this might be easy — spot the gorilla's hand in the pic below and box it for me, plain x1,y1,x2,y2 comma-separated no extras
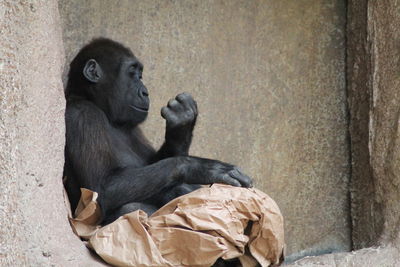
161,92,198,131
159,93,198,156
206,162,253,188
180,157,253,188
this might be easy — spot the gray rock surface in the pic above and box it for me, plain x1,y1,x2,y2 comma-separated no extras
59,0,351,257
0,1,104,265
347,0,400,249
346,0,382,249
286,246,400,267
287,0,400,265
2,0,400,265
364,0,400,247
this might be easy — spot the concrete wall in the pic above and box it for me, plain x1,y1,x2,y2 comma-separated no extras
59,0,351,258
288,0,400,265
0,1,103,265
348,0,400,249
4,0,400,266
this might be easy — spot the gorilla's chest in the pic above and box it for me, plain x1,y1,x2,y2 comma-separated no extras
110,127,152,168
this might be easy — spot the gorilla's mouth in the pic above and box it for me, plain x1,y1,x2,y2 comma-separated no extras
130,105,149,113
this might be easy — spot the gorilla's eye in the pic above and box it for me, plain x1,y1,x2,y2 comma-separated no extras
128,66,136,73
128,63,143,79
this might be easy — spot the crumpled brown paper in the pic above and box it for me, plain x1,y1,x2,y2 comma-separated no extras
69,184,285,267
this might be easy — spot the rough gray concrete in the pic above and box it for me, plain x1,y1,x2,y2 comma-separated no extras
365,0,400,246
0,1,104,266
9,0,400,266
347,0,400,249
286,245,400,267
346,0,383,249
59,0,351,257
285,0,400,265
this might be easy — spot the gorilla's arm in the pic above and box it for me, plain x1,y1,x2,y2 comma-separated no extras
100,156,251,217
65,101,251,222
150,93,197,162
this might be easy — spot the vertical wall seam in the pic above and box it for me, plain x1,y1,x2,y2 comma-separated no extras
344,0,354,251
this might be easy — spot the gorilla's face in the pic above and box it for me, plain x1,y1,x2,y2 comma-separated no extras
95,56,150,126
109,57,150,125
81,53,150,126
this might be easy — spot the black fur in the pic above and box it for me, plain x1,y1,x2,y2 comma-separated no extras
64,38,252,225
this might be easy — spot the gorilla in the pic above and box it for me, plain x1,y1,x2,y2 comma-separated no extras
64,38,252,225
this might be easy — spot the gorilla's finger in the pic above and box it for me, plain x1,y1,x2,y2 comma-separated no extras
192,99,198,115
161,106,169,119
187,99,198,115
161,106,177,121
219,174,242,187
176,92,192,102
228,168,253,188
176,92,196,112
167,99,182,111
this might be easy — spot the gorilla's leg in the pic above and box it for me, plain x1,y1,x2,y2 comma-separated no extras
157,183,202,206
103,184,201,225
103,202,158,225
212,258,242,267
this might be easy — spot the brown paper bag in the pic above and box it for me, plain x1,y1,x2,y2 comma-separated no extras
70,184,285,267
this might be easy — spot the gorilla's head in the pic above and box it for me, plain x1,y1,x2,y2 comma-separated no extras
66,38,149,125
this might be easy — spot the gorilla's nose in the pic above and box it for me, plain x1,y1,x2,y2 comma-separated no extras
139,87,149,98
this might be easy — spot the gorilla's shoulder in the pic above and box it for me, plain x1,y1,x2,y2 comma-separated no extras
66,99,110,128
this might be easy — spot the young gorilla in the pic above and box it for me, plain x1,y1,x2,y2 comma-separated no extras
64,38,252,225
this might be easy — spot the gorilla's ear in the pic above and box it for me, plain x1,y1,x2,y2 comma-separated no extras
83,59,103,83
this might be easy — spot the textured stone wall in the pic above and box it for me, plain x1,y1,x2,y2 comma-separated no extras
287,245,400,266
0,1,103,265
9,0,400,265
346,0,380,249
0,0,400,266
348,0,400,249
59,0,350,258
287,0,400,265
